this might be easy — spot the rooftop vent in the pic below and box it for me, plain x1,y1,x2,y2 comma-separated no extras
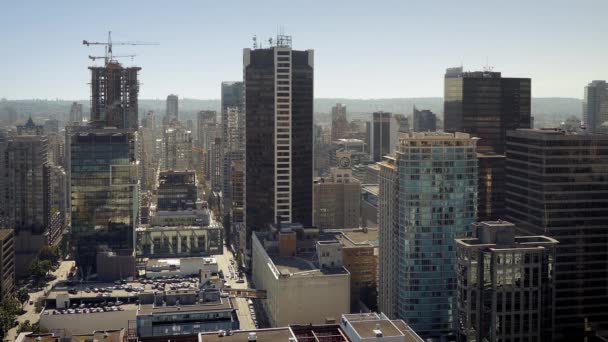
248,332,257,341
373,323,383,338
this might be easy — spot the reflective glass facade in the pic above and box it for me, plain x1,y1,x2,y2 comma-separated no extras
505,129,608,341
396,132,478,337
70,130,138,275
444,68,531,154
244,46,313,234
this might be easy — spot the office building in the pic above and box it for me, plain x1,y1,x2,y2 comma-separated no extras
244,35,314,234
318,228,379,309
17,117,44,136
477,152,506,222
221,81,244,146
43,119,59,135
455,221,558,342
444,67,531,154
313,152,361,230
89,62,140,130
70,129,138,277
394,114,409,133
505,128,608,340
210,137,223,192
136,224,223,258
162,125,193,171
5,135,48,231
396,132,478,337
0,229,15,298
332,103,349,141
367,111,397,162
252,225,350,327
197,110,217,150
68,102,84,124
360,184,379,228
166,94,179,120
378,155,398,318
583,80,608,133
157,170,197,211
412,107,437,132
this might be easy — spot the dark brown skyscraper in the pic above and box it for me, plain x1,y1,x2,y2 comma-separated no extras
444,67,531,154
244,36,313,242
505,128,608,341
89,62,140,130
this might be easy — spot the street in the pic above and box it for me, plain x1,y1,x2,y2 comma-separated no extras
5,260,74,341
214,245,257,330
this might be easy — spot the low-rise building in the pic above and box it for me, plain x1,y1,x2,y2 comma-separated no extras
145,257,218,278
252,225,351,327
136,225,223,258
136,291,239,338
197,313,423,342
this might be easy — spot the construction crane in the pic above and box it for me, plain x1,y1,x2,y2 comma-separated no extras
83,31,158,65
88,54,136,62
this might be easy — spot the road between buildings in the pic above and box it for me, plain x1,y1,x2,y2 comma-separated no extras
5,260,74,341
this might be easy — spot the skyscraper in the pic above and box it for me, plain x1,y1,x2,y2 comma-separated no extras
331,103,349,141
70,129,138,277
166,94,179,120
378,154,399,318
69,102,84,124
244,35,313,233
477,152,506,222
89,62,140,130
583,80,608,133
162,125,193,171
412,107,437,132
221,81,244,145
444,67,531,154
395,132,478,337
367,111,396,162
196,110,217,150
505,128,608,340
455,220,558,342
221,82,244,239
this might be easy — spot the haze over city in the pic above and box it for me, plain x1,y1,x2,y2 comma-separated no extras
1,0,607,99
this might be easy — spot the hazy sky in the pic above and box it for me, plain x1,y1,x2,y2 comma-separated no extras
1,0,606,100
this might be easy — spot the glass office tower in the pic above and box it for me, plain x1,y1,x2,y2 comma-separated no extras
70,129,138,276
396,132,478,338
444,67,531,154
505,128,608,341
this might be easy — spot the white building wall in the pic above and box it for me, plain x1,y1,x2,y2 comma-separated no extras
252,234,350,327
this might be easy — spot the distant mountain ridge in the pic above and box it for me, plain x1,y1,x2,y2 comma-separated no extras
1,97,581,127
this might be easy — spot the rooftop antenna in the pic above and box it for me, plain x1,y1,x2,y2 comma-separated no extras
252,35,257,49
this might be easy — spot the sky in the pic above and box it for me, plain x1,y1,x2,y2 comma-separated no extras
0,0,607,100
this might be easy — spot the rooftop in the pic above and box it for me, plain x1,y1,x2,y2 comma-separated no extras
339,229,379,247
270,255,316,275
200,328,295,342
138,298,233,315
361,184,379,196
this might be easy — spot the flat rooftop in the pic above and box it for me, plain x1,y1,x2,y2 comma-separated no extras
200,328,295,342
270,256,316,275
341,229,378,246
138,298,232,315
350,320,401,338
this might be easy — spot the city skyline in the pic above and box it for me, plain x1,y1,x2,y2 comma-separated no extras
1,1,607,100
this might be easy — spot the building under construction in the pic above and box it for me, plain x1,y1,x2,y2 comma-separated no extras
89,62,140,130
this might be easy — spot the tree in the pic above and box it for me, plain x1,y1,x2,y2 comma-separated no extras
15,288,29,310
17,321,47,334
0,297,20,338
30,260,52,284
38,245,61,266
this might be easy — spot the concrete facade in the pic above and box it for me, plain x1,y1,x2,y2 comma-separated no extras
251,232,350,327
